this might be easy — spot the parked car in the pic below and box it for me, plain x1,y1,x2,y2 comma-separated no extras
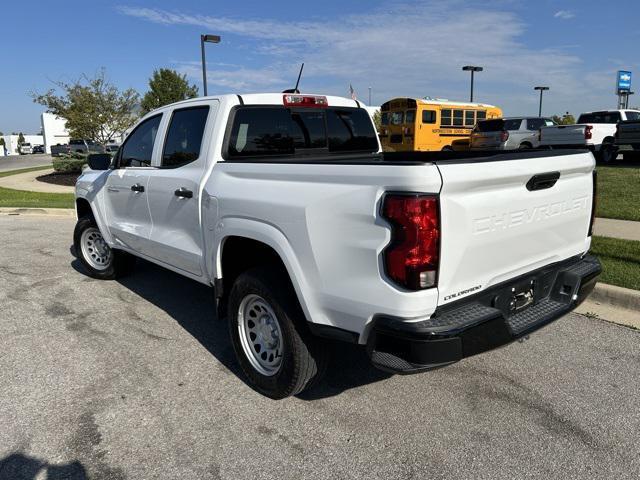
18,143,33,155
615,118,640,160
32,144,45,154
50,144,71,157
104,141,121,153
539,110,640,162
73,93,601,398
470,117,555,150
69,139,104,154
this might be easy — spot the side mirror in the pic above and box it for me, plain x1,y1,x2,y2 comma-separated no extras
87,153,112,171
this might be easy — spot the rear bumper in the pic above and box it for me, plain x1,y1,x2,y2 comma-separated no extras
366,254,601,374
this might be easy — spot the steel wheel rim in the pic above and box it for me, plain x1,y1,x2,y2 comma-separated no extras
237,294,283,376
80,227,112,271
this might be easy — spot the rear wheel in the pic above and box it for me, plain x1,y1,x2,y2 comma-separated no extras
598,142,617,163
73,215,135,280
519,142,532,149
228,267,327,399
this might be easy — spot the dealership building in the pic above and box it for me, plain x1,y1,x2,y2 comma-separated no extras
41,113,70,154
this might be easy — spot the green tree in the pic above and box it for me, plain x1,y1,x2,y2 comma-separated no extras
140,68,198,114
551,113,576,125
31,68,140,145
372,110,382,132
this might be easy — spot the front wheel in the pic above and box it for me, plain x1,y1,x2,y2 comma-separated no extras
228,267,327,399
73,215,135,280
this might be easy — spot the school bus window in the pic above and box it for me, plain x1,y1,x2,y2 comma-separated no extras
441,109,452,126
477,111,487,121
390,111,404,125
405,110,416,124
422,110,436,124
453,110,464,126
464,110,475,126
381,112,389,125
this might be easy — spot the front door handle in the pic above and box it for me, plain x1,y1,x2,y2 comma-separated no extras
107,187,119,193
131,183,145,193
174,187,193,199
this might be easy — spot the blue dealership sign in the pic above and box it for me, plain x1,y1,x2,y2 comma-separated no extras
617,70,632,91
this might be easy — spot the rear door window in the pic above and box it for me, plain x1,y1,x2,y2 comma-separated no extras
227,106,378,159
405,110,416,124
390,111,404,125
162,106,210,167
526,118,546,130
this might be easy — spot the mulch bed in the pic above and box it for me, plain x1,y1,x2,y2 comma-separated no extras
36,172,81,187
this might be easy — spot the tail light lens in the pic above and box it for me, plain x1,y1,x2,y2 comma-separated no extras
585,125,593,140
382,194,440,290
500,130,509,142
588,170,597,236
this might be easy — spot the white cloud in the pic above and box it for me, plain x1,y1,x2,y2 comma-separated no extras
554,10,575,20
119,3,614,115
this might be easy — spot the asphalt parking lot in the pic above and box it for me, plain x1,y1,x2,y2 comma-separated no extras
1,215,639,480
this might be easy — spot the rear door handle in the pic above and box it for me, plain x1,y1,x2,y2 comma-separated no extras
131,183,145,193
526,172,560,191
174,187,193,199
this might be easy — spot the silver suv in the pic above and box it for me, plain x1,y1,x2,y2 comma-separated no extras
69,139,104,154
470,117,555,150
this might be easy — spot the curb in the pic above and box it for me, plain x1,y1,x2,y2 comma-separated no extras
0,207,75,217
591,282,640,311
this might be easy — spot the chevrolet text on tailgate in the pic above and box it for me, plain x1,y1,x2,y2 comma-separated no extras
74,93,601,398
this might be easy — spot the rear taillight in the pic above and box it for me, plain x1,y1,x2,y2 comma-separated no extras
500,130,509,142
382,194,440,290
585,125,593,140
283,94,328,108
588,170,597,236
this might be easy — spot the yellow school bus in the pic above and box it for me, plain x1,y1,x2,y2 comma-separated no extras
379,97,502,151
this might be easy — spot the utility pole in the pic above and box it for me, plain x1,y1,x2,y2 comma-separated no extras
534,86,549,116
200,34,221,96
462,66,483,102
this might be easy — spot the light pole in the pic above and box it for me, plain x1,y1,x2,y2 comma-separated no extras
200,34,221,96
462,66,483,102
368,86,372,105
534,86,549,116
625,91,634,109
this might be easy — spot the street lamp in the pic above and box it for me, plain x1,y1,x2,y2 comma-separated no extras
200,34,221,96
462,65,483,102
368,86,372,105
534,86,550,116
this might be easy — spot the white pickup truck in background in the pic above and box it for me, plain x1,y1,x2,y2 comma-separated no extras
73,93,601,398
539,109,640,162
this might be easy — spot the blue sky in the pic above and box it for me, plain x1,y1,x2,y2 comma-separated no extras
2,0,639,133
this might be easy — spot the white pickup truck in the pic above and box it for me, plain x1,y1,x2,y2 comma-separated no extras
539,110,640,162
74,93,601,398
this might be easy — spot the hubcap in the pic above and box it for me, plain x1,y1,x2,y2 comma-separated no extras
80,227,112,270
237,294,283,376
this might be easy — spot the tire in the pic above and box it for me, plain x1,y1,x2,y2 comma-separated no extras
519,142,532,149
598,142,617,163
73,215,135,280
228,267,328,399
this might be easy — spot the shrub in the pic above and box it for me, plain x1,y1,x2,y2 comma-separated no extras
53,155,87,173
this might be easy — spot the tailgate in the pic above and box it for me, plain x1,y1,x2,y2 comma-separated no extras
540,125,586,145
435,151,594,306
618,122,640,143
471,131,502,148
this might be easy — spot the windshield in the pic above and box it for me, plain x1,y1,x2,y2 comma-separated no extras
390,111,404,125
474,119,504,132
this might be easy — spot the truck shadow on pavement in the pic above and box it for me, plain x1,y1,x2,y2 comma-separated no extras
0,452,87,480
70,255,391,400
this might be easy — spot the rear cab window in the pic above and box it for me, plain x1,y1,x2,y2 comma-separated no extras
226,106,379,159
162,106,210,167
578,112,622,123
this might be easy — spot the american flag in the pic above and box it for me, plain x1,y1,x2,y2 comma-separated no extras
349,83,357,100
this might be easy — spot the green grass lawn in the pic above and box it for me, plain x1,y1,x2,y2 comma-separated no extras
596,166,640,222
0,166,75,209
591,236,640,291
